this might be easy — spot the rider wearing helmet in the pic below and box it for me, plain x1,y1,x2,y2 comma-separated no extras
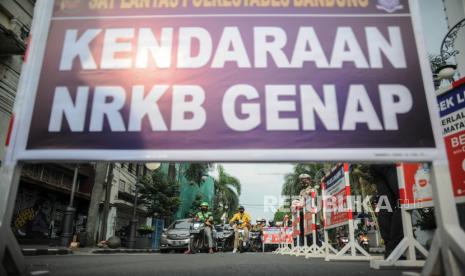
186,201,214,254
229,205,251,253
253,219,266,231
196,202,213,225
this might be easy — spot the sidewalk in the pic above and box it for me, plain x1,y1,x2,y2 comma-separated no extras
21,245,74,256
91,248,157,254
21,245,158,256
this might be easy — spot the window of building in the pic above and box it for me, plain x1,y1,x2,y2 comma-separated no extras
118,180,126,192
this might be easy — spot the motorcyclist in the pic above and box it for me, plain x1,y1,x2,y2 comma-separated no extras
229,205,251,253
185,201,214,254
253,219,266,231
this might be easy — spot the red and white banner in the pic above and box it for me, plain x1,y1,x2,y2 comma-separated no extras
398,163,433,209
437,78,465,202
303,192,316,235
322,163,352,230
291,204,301,238
263,227,292,245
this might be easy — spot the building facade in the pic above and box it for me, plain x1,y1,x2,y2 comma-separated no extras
98,163,151,241
11,164,95,245
0,0,32,160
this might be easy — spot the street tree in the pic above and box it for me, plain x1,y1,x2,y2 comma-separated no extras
137,169,181,221
185,163,212,186
213,165,241,221
188,193,203,218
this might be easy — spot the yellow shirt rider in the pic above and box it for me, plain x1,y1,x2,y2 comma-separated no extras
229,205,251,253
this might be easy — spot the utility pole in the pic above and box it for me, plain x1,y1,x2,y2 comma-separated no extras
86,162,109,246
100,163,114,242
127,164,140,249
60,165,79,247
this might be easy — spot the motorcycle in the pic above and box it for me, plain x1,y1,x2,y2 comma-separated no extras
336,235,349,250
189,220,216,253
249,230,263,252
214,224,234,252
234,220,250,253
358,233,369,252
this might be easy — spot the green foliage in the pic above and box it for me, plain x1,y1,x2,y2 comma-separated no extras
273,210,291,222
185,163,212,186
349,164,377,198
137,225,154,236
213,165,241,222
137,170,181,219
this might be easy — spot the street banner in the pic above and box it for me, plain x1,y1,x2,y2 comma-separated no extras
437,79,465,202
303,195,313,235
398,163,434,209
12,0,442,162
263,227,292,245
291,204,301,237
322,164,351,230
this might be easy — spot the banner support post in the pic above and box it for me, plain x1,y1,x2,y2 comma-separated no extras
371,163,429,269
0,162,28,276
319,182,338,257
289,205,302,256
298,197,313,256
305,189,325,258
325,164,378,262
420,160,465,276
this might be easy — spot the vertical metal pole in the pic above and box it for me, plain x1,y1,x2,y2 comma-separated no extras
303,199,308,248
69,165,79,207
60,165,79,247
311,190,316,248
344,163,356,256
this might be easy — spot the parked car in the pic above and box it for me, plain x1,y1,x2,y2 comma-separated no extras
160,219,191,253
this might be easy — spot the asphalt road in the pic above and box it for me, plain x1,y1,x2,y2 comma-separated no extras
26,253,419,276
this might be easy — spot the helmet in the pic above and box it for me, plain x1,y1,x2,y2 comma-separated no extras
299,173,311,179
200,202,209,207
238,205,245,210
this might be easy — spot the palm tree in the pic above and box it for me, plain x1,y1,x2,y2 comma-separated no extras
349,164,381,240
213,165,241,221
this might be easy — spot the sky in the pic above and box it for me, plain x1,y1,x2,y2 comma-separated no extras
419,0,448,56
211,163,294,222
210,1,450,224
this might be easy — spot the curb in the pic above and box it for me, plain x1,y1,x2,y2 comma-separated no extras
91,248,158,254
22,248,73,256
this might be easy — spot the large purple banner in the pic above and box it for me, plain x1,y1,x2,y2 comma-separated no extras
21,0,438,160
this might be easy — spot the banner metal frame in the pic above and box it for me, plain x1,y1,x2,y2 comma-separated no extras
1,1,464,275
